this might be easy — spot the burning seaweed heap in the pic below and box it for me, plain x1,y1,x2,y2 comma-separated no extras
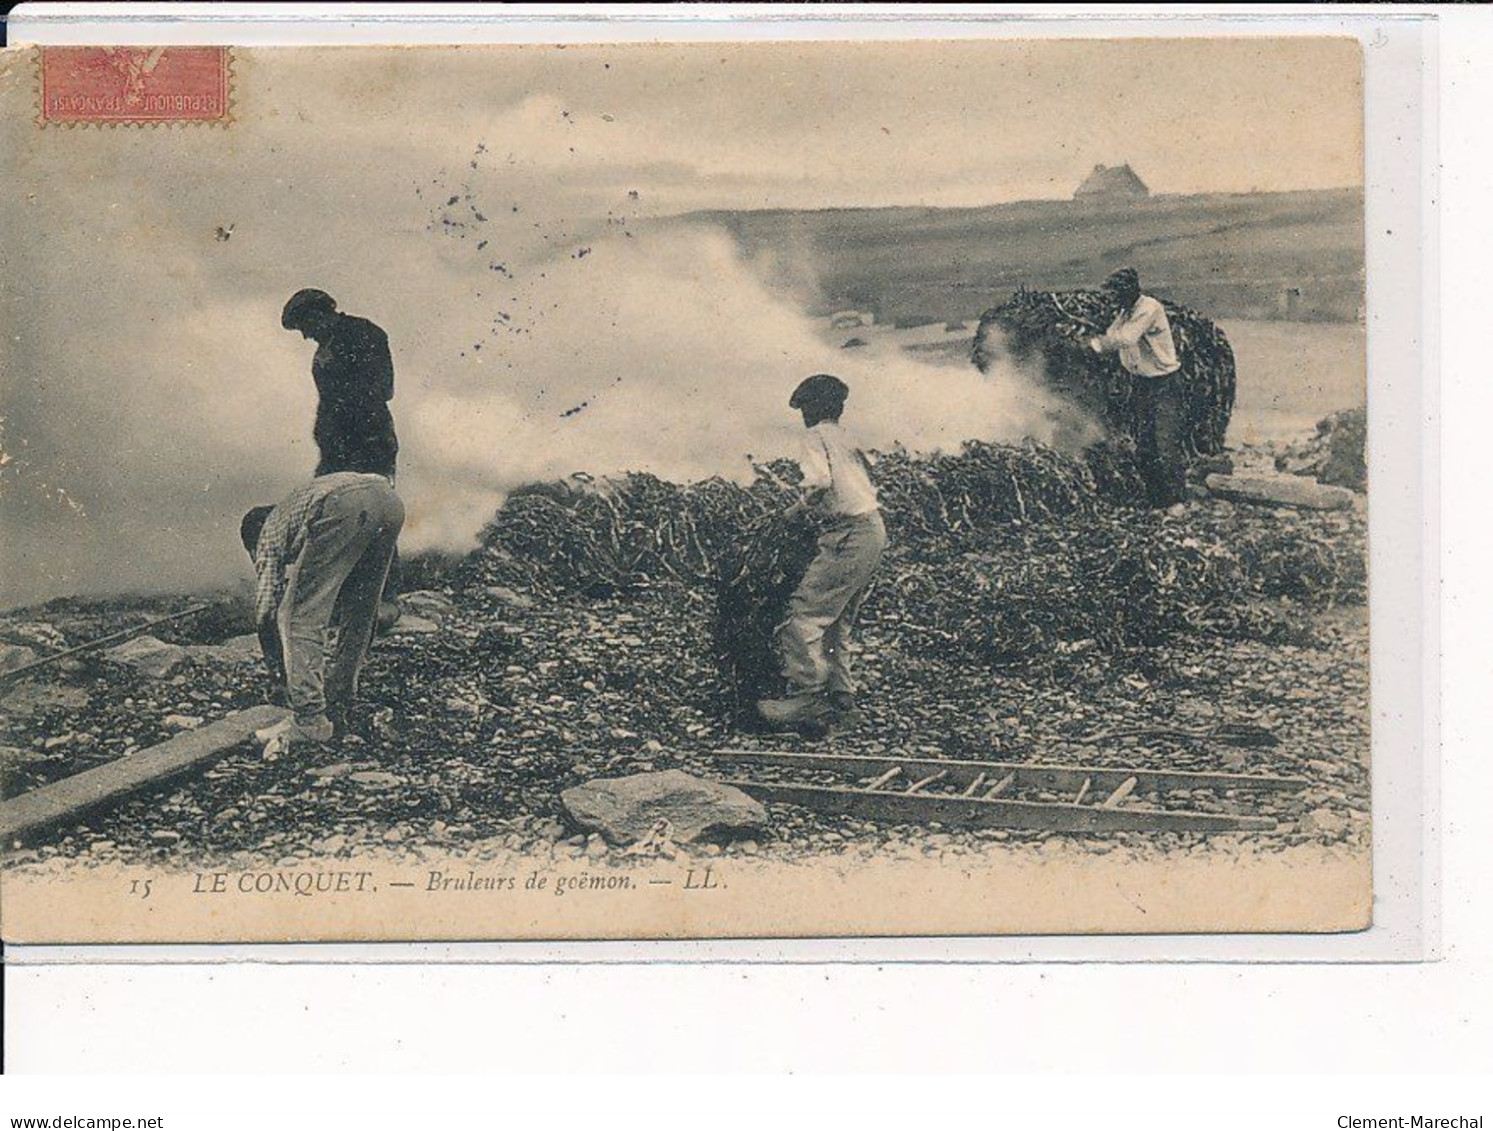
460,439,1363,721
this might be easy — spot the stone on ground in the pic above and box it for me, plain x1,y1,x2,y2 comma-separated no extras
561,769,768,846
1,682,90,716
1204,473,1356,511
484,585,536,610
400,590,456,620
349,771,403,789
104,635,188,678
187,634,261,665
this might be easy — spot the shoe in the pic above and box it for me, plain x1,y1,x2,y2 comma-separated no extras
757,693,833,728
795,717,833,740
827,692,863,728
254,715,334,761
758,694,836,738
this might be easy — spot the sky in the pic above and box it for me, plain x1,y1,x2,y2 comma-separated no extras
0,38,1363,605
254,38,1363,211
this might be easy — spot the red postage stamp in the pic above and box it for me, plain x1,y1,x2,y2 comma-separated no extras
38,46,230,126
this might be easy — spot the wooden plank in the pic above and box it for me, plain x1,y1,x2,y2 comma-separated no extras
866,766,902,791
0,704,288,844
960,772,987,798
1073,776,1092,806
985,773,1016,799
724,780,1277,834
1103,777,1139,809
1204,472,1356,511
707,749,1307,794
905,769,947,795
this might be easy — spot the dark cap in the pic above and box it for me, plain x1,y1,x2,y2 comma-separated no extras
281,288,336,330
1103,267,1140,293
789,373,849,411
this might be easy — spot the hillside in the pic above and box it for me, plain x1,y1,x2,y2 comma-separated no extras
681,188,1364,325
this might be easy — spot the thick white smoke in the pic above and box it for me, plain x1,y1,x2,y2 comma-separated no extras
1,207,1071,607
0,216,1074,605
393,222,1071,554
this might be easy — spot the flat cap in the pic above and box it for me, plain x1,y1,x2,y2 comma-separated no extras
789,373,849,410
281,288,336,330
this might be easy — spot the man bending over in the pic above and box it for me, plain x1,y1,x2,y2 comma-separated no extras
241,471,404,756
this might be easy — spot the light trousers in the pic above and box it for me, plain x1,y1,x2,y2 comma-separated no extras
776,510,887,697
278,478,404,726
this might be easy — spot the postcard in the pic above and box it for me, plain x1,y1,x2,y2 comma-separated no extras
0,37,1374,942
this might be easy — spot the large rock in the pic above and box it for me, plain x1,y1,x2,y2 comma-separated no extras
1317,408,1368,491
1273,408,1367,492
104,635,188,678
187,634,262,666
1204,472,1356,511
0,642,38,674
561,770,768,846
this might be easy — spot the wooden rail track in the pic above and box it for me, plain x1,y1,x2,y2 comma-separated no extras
700,748,1303,834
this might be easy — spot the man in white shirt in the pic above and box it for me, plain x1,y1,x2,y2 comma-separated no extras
758,374,888,733
1087,266,1188,507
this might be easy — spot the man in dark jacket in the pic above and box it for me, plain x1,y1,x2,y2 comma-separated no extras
281,288,399,478
282,289,402,619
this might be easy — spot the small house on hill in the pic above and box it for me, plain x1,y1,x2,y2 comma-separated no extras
1074,163,1150,201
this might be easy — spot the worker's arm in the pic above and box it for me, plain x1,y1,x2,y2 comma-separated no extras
783,486,829,519
1089,302,1158,353
251,527,291,692
788,431,834,518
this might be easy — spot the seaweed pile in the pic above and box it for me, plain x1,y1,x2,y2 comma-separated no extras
461,440,1364,721
972,288,1237,457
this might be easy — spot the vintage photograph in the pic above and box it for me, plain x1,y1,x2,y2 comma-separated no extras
0,37,1370,942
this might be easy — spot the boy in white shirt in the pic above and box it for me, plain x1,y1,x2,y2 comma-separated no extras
758,374,888,733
